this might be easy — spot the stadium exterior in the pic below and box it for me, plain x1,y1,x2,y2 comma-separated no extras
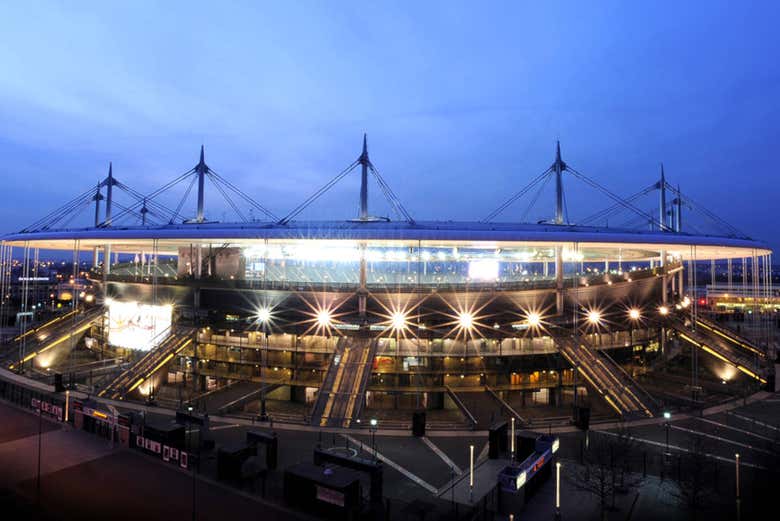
0,142,773,428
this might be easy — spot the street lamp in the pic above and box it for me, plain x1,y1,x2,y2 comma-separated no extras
735,453,740,500
510,417,516,461
370,418,378,460
256,306,272,421
469,444,475,502
187,405,196,521
663,411,671,456
555,461,561,519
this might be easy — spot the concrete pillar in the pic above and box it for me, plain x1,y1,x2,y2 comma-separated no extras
555,246,564,315
660,250,668,305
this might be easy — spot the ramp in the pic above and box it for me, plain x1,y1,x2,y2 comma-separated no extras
311,337,376,428
6,307,104,369
444,385,480,428
99,326,194,400
668,315,767,383
556,334,656,419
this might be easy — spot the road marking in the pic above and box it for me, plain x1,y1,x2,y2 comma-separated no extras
211,423,242,431
693,416,776,443
340,434,438,494
594,430,766,470
726,411,780,432
421,437,462,474
669,424,773,454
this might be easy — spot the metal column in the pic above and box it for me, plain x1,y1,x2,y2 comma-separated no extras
196,146,206,223
359,134,369,221
553,141,565,225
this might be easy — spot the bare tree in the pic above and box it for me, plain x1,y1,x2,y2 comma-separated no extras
568,433,616,521
609,423,643,494
671,435,716,519
569,428,644,520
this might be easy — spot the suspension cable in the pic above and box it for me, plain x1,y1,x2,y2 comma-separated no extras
482,168,552,222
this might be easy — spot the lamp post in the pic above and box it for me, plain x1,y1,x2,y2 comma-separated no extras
555,461,561,519
735,453,740,499
510,417,515,461
370,418,378,460
469,444,474,502
257,307,271,422
663,411,671,456
187,405,196,521
36,406,42,505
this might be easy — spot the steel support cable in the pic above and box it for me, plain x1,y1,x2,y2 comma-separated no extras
366,166,398,220
564,166,672,231
38,192,95,230
114,182,177,221
367,164,405,220
109,200,157,226
482,168,552,222
206,172,248,222
170,174,199,223
140,167,198,201
38,193,96,231
367,163,415,223
366,162,411,218
104,169,197,225
49,196,95,229
278,159,361,224
670,187,744,238
205,168,278,221
22,187,96,231
580,182,659,225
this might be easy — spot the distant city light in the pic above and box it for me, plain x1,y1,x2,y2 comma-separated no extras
628,308,641,320
587,310,602,325
658,305,669,316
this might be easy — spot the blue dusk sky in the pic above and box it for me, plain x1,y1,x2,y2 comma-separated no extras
0,1,778,251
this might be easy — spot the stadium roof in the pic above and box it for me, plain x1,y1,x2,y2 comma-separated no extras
1,220,770,259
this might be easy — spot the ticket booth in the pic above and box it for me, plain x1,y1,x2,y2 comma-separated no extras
72,400,119,443
284,462,363,520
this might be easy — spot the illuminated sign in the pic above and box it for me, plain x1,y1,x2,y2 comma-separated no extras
315,485,345,507
515,471,527,489
107,300,172,351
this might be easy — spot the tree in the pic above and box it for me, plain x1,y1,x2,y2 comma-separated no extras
570,434,615,521
671,435,717,519
569,428,644,520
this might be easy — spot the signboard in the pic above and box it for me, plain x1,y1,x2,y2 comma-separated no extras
315,485,345,507
31,398,63,421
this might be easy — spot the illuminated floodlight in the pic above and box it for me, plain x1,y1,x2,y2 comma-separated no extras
526,312,542,328
628,308,641,321
256,306,272,324
658,305,669,316
458,312,474,330
391,311,407,331
587,310,602,325
663,411,671,420
681,296,691,308
316,309,332,327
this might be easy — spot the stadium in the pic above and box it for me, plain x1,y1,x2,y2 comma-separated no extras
0,140,773,430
